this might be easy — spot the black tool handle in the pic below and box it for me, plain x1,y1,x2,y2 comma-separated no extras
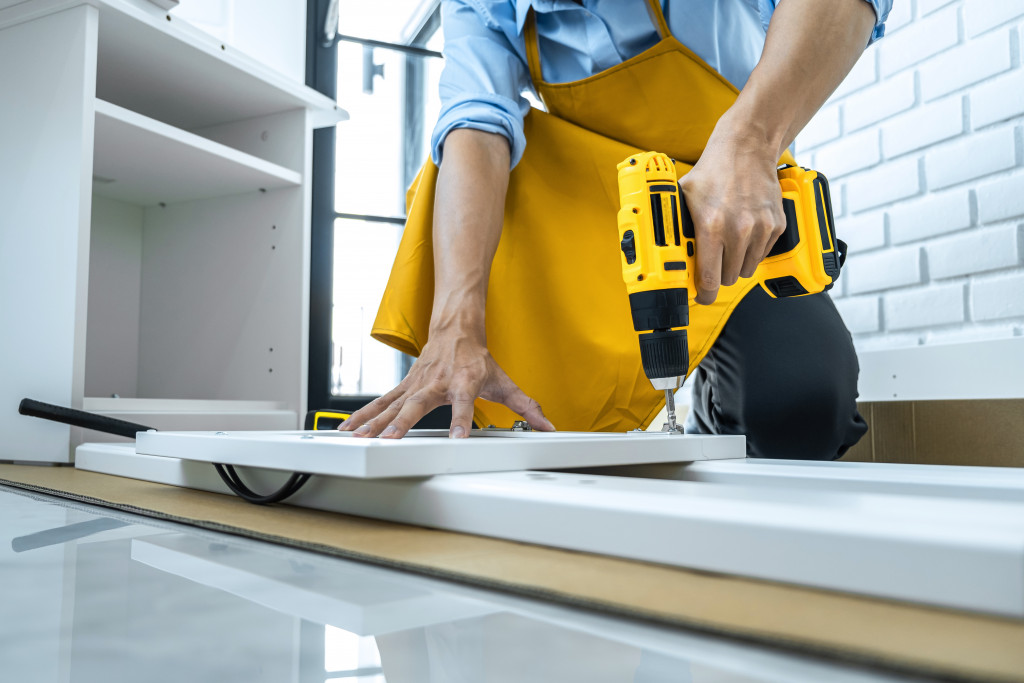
18,398,155,439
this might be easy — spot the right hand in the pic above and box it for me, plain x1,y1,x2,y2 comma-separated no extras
338,326,555,439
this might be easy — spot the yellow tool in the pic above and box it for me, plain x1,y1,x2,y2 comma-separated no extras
615,152,843,432
303,410,352,430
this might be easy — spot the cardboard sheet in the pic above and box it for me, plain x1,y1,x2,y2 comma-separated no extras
844,399,1024,467
2,464,1023,682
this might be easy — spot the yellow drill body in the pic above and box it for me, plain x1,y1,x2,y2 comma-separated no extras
615,152,842,431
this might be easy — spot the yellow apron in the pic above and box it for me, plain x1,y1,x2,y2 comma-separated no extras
372,0,796,432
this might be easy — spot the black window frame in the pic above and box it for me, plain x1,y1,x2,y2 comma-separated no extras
306,0,450,425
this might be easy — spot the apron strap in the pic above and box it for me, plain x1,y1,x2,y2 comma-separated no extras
644,0,671,40
524,8,544,85
524,1,672,86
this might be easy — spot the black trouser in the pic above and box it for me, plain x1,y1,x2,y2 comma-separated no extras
684,287,867,460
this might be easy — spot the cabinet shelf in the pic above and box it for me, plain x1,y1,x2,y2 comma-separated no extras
94,0,344,130
93,99,301,206
83,397,298,437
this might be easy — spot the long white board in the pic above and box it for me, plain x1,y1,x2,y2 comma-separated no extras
77,443,1024,618
134,429,744,478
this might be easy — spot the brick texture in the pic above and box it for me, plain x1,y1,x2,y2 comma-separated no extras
972,272,1024,320
834,296,881,334
888,189,972,244
919,29,1013,101
843,71,917,133
971,69,1024,128
794,1,1024,348
924,126,1016,190
846,156,922,213
964,0,1024,37
884,284,966,331
976,173,1024,223
845,246,923,295
879,7,959,77
881,95,964,158
926,225,1023,279
838,210,887,254
815,128,880,178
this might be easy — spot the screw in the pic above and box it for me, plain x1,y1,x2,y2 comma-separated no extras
215,431,228,436
300,434,314,440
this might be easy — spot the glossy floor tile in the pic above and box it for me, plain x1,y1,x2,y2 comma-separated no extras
0,484,931,683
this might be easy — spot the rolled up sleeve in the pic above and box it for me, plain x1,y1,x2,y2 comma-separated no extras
757,0,893,44
431,0,533,169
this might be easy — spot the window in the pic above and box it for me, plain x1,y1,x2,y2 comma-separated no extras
307,0,448,421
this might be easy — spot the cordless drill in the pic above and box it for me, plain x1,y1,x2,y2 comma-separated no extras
615,152,842,433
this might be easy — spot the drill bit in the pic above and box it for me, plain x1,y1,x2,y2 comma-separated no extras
663,388,681,433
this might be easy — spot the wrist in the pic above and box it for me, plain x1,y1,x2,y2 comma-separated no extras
429,290,487,341
713,104,788,163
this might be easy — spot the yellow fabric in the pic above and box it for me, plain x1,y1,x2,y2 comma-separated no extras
372,1,796,432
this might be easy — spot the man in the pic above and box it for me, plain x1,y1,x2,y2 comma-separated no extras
343,0,889,460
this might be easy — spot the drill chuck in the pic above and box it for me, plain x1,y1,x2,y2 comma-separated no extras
638,328,688,390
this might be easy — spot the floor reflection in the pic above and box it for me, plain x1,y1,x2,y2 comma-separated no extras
0,486,922,683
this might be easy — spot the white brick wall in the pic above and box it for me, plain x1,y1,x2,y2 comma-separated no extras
796,0,1024,351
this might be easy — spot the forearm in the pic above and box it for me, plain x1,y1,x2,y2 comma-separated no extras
723,0,877,157
430,128,511,341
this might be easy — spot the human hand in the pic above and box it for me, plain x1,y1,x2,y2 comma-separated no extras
679,117,786,305
338,326,555,439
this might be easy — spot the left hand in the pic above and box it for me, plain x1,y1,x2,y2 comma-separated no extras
679,115,786,306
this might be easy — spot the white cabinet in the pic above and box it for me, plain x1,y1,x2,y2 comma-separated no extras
0,0,345,462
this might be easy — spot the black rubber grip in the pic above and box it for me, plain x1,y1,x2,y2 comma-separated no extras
628,288,688,332
18,398,154,438
638,329,689,380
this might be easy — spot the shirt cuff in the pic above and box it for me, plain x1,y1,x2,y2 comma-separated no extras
758,0,891,45
431,94,528,170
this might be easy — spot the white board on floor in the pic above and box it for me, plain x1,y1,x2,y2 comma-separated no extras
134,430,745,478
76,443,1024,618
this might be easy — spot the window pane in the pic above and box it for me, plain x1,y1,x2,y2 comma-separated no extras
329,5,443,397
334,42,407,219
331,218,404,396
338,0,436,43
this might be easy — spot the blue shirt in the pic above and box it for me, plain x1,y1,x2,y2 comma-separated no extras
432,0,891,168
